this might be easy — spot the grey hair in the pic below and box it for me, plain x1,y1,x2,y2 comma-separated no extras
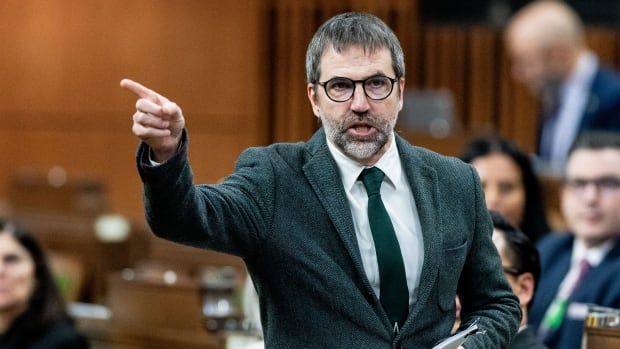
305,12,405,84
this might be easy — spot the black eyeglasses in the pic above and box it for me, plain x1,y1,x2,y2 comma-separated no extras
564,176,620,195
316,75,398,102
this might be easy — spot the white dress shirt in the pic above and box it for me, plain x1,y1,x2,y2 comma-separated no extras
326,134,425,305
547,52,599,173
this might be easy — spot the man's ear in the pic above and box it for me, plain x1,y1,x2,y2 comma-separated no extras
307,83,320,117
515,272,535,307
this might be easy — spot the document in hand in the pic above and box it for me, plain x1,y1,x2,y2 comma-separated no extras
432,322,480,349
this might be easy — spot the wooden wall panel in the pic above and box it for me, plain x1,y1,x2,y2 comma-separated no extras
467,27,499,131
421,25,467,125
0,0,269,220
498,46,539,153
271,0,320,142
586,28,619,67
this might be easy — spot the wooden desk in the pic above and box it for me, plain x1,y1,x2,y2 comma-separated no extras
583,326,620,349
76,273,225,349
107,272,206,331
78,318,224,349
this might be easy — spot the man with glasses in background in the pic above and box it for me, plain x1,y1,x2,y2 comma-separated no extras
121,12,519,348
530,131,620,349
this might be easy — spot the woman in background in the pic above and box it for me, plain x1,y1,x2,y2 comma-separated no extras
0,219,88,349
461,137,550,243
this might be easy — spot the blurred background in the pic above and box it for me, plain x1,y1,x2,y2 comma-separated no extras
2,0,620,348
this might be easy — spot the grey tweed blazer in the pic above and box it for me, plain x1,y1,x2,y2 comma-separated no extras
137,128,520,348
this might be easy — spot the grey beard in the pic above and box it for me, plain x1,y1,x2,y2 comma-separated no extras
323,117,391,161
334,131,387,161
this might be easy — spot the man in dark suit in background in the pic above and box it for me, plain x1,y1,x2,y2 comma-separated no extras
121,12,520,348
490,211,548,349
505,0,620,174
530,131,620,349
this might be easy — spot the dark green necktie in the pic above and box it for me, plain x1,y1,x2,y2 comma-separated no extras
359,167,409,331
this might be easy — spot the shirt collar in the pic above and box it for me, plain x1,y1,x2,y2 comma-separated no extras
572,237,615,268
560,51,599,99
326,132,402,192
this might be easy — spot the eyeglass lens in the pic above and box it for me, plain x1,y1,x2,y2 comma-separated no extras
565,176,620,193
323,76,394,102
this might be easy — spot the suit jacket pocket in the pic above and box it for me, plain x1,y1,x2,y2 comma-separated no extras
438,240,468,312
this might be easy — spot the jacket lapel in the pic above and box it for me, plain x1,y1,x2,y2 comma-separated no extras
302,130,378,300
538,240,572,344
580,93,600,129
579,68,603,129
394,135,442,334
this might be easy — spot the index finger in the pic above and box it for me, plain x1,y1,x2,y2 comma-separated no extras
120,79,169,104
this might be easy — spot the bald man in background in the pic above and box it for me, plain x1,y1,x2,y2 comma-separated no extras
505,0,620,174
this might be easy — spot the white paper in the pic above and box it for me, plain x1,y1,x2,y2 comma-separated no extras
432,323,479,349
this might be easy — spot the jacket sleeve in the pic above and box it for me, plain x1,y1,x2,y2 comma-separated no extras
137,130,274,259
458,166,522,348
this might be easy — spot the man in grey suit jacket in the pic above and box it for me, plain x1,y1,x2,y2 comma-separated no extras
121,12,520,348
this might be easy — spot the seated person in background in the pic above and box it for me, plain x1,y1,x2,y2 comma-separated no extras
489,210,547,349
0,219,89,349
530,131,620,349
461,136,550,243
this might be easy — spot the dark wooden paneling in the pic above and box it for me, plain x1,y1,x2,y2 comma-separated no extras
0,0,269,220
467,27,498,130
584,326,620,349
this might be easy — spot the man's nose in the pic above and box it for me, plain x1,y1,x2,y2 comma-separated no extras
582,183,602,203
350,83,370,113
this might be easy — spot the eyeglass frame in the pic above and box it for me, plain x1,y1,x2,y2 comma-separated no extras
563,176,620,195
315,74,399,103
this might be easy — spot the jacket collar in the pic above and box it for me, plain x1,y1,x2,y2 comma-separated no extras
303,129,372,292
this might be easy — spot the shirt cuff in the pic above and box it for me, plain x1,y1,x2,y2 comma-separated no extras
147,141,183,166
